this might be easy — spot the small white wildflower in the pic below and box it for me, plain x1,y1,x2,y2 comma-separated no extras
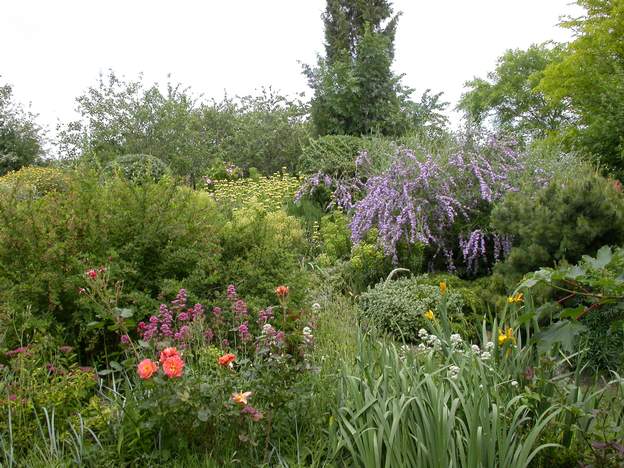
479,384,484,389
480,351,491,361
471,344,481,353
511,380,518,387
302,326,312,336
417,343,427,352
418,328,428,339
485,341,495,350
448,365,460,379
450,334,463,345
312,303,321,311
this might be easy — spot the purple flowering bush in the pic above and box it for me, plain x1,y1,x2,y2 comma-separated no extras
299,134,523,276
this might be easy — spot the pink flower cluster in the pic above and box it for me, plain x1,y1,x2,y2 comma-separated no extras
85,266,106,280
137,289,204,342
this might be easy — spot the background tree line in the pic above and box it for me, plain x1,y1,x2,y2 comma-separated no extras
2,0,624,179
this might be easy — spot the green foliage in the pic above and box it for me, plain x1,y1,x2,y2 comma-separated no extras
540,0,624,175
322,0,399,63
299,135,367,175
102,154,169,181
0,81,43,176
305,0,444,138
459,44,569,141
0,169,223,355
335,291,624,467
492,170,624,284
219,200,309,308
516,245,624,369
305,28,414,137
214,89,310,175
319,211,352,261
332,334,562,467
358,278,466,342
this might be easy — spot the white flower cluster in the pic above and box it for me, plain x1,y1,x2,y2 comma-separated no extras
417,328,441,351
450,334,463,347
448,365,460,380
303,326,314,345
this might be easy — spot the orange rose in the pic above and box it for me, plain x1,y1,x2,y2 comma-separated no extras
162,355,184,378
159,347,179,364
137,359,158,380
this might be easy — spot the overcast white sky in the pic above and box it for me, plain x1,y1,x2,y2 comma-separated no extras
1,0,581,133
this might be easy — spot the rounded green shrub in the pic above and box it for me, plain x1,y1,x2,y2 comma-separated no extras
358,277,466,342
103,153,169,181
491,170,624,286
299,135,365,176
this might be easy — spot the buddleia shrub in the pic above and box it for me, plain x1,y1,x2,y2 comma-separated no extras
358,278,466,342
491,170,624,285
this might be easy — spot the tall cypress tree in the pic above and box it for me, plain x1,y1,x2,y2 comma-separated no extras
323,0,399,62
306,0,411,136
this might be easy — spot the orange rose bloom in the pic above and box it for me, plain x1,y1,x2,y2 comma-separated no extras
159,347,179,364
162,355,185,378
137,359,158,380
275,285,289,298
218,353,236,367
231,391,253,405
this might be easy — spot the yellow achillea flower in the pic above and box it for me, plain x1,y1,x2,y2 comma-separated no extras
507,292,524,304
498,327,516,346
439,281,447,295
424,309,435,321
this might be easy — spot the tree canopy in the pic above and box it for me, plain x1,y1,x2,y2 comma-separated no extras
0,80,43,175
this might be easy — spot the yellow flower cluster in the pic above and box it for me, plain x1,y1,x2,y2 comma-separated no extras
424,309,435,321
507,292,524,304
207,173,302,211
498,327,516,346
0,166,69,197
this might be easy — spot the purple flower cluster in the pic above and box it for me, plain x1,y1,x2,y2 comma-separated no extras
295,171,361,211
137,289,204,343
257,307,274,324
346,136,523,270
